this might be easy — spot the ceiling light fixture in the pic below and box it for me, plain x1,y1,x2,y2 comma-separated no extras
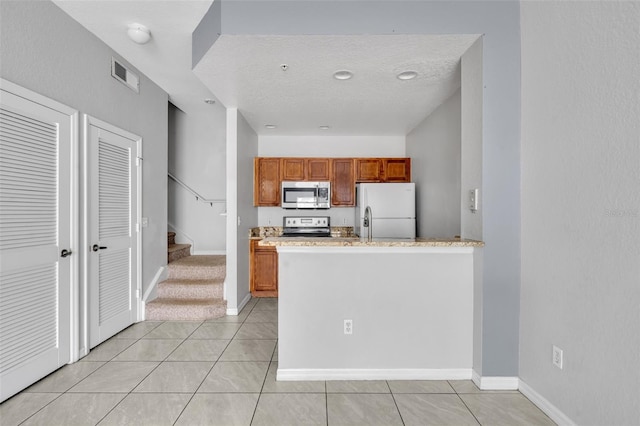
397,71,418,81
204,99,216,104
319,126,331,130
127,23,151,44
265,124,277,129
333,70,353,80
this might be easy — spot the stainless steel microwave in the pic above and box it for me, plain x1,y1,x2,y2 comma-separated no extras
281,181,330,209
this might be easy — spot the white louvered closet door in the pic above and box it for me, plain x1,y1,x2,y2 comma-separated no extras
87,120,139,348
0,85,74,402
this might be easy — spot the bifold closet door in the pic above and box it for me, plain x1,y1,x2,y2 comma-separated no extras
86,119,139,348
0,82,75,402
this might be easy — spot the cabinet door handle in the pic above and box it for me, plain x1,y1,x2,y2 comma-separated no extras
60,249,72,258
92,244,108,252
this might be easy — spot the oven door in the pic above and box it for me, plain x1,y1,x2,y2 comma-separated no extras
282,186,319,208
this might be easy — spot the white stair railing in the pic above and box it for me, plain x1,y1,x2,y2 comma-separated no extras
168,172,226,212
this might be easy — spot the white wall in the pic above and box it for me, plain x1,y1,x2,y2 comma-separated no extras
258,135,405,227
407,89,461,239
520,2,640,424
236,112,258,310
277,246,476,377
0,0,168,297
258,135,405,157
168,103,227,253
225,109,258,313
460,38,483,242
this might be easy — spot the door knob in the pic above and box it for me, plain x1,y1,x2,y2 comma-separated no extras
60,249,72,258
92,244,108,252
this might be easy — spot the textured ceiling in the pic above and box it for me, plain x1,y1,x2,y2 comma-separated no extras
53,1,479,136
194,34,479,136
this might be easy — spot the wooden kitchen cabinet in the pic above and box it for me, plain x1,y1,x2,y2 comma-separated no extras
355,158,383,182
383,158,411,182
281,158,330,181
254,158,281,206
281,158,306,180
255,156,410,207
355,158,411,183
250,240,278,297
306,158,331,180
331,158,356,206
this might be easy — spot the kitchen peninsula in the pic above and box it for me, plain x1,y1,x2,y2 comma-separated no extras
260,236,484,381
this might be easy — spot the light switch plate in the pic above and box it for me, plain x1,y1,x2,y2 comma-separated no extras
469,189,479,212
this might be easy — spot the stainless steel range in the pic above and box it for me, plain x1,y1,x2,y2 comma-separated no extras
282,216,331,237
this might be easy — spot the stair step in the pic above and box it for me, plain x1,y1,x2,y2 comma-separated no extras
168,231,176,246
168,255,226,280
145,298,227,321
157,279,224,300
168,243,191,263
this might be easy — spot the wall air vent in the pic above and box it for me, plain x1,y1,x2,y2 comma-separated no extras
111,57,139,93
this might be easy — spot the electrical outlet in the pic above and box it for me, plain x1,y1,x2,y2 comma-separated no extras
553,345,563,369
344,319,353,335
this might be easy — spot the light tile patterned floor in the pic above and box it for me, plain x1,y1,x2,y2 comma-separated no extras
0,298,556,425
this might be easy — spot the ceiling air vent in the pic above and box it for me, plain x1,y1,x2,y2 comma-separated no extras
111,57,139,93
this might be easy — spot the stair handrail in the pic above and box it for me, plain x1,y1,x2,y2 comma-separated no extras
168,172,226,207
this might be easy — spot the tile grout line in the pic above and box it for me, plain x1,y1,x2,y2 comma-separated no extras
173,299,257,425
247,299,271,425
386,380,406,426
66,320,167,425
450,381,483,426
325,380,329,426
171,321,237,425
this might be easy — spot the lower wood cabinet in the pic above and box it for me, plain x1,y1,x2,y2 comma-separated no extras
250,239,278,297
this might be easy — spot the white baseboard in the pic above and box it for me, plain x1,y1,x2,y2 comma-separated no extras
227,292,252,316
277,368,472,381
141,266,167,321
519,380,576,426
472,370,519,390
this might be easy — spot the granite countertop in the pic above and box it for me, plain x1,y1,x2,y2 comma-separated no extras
259,236,484,248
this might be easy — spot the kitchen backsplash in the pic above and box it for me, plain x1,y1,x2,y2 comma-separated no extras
257,207,356,228
249,226,355,239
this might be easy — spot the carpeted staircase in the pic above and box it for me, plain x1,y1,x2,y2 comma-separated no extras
145,232,227,320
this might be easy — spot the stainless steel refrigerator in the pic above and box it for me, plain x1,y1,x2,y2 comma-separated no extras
354,183,416,238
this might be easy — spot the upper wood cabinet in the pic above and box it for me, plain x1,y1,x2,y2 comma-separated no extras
355,158,411,183
355,158,383,182
281,158,306,180
281,158,331,181
331,158,356,206
254,158,280,206
254,156,410,207
306,158,331,181
383,158,411,182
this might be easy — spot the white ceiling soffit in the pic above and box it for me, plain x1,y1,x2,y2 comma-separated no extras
52,0,216,114
194,34,479,136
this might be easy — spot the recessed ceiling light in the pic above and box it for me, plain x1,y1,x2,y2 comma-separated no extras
397,71,418,81
127,23,151,44
204,99,215,104
319,126,331,130
333,70,353,80
265,124,277,129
